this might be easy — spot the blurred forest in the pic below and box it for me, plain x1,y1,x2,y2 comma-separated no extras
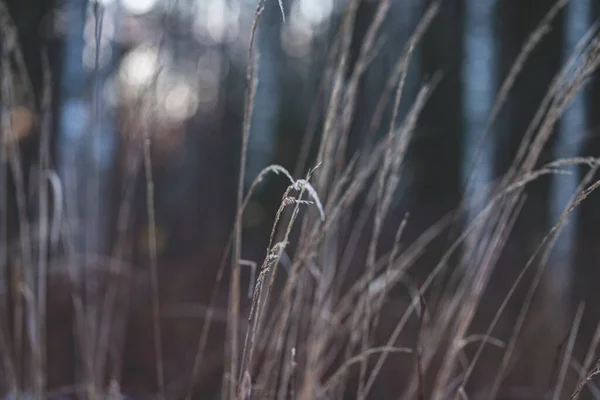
2,0,600,398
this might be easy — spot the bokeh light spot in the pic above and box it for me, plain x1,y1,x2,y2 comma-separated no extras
119,45,160,92
122,0,158,15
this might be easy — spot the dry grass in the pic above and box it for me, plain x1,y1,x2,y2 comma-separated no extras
2,0,600,399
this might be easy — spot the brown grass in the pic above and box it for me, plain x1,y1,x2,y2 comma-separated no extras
3,0,600,399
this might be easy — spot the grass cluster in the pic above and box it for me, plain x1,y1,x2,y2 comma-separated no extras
2,0,600,398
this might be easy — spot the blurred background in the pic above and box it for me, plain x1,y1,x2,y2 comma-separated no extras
2,0,600,398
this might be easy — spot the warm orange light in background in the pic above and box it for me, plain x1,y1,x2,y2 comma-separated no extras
1,107,36,145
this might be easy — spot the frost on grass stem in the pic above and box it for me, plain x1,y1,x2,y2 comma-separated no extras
268,241,289,263
291,179,325,220
255,164,294,186
248,164,325,220
278,0,286,22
